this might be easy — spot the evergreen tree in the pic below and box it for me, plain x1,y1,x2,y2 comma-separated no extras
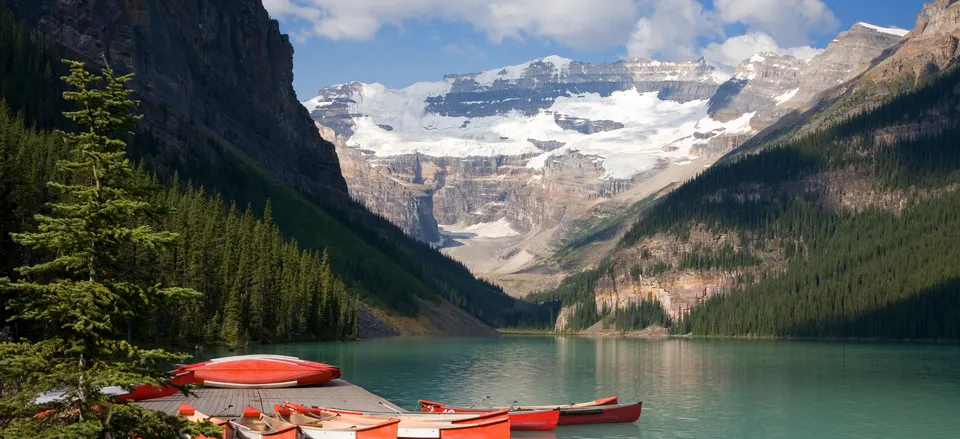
0,61,219,438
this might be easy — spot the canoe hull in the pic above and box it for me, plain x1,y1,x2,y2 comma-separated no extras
232,408,300,439
419,396,619,412
175,354,341,379
418,405,558,431
557,402,643,425
177,357,335,388
419,398,640,426
300,426,398,439
275,404,401,439
502,409,559,431
307,406,510,424
114,371,195,402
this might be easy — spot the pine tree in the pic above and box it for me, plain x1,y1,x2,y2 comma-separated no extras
0,60,220,438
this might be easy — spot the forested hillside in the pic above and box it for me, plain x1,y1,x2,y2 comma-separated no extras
0,2,550,336
0,75,361,345
521,55,960,339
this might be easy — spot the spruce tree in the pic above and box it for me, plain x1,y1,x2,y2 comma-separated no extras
0,60,219,438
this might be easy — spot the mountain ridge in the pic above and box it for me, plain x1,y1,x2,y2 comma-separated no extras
303,21,907,298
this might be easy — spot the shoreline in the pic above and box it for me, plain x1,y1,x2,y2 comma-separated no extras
496,329,960,344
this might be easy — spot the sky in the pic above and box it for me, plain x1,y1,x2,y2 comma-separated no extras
261,0,928,100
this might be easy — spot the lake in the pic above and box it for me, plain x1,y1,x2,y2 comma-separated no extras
206,336,960,438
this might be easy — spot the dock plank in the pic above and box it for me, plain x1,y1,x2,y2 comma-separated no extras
136,379,402,417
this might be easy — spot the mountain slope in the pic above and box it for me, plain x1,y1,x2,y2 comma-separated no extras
304,23,906,297
4,0,543,335
530,0,960,338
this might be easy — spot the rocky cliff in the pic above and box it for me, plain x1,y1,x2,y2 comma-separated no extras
710,23,905,127
10,0,346,197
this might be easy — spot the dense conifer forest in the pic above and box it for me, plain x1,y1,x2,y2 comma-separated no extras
0,78,361,345
0,3,552,340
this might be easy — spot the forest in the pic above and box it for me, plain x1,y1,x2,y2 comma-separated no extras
522,64,960,339
0,84,360,345
0,2,552,343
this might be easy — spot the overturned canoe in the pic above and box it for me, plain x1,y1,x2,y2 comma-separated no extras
284,403,511,439
175,355,337,388
419,397,641,426
176,354,341,379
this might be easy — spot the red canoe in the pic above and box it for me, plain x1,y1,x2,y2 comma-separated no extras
285,403,511,439
113,370,195,402
553,402,643,425
417,401,559,431
230,406,300,439
176,354,341,379
273,404,401,439
174,355,337,388
420,397,641,426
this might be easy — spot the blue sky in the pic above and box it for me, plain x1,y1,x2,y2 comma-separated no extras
263,0,927,99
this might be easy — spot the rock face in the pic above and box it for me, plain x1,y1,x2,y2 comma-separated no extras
10,0,346,197
320,125,442,243
863,0,960,82
709,53,805,123
301,23,908,297
425,56,724,118
710,24,905,127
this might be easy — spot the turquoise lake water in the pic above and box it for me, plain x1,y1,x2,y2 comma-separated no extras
209,336,960,438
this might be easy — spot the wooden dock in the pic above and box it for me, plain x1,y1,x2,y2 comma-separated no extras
136,379,403,417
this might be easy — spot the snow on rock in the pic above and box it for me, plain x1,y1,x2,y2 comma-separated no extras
856,22,909,37
335,85,755,180
525,91,756,179
441,218,520,238
472,55,573,88
774,88,800,105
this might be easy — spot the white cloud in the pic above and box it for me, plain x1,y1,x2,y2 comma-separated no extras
263,0,639,50
714,0,839,45
266,0,845,70
702,32,823,67
626,0,719,60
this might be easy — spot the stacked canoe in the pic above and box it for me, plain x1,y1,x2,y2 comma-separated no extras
174,354,341,388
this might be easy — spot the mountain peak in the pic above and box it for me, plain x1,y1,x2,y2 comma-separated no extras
854,22,910,37
537,55,574,66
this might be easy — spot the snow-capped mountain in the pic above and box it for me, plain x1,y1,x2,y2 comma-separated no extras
304,56,735,180
301,22,906,295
